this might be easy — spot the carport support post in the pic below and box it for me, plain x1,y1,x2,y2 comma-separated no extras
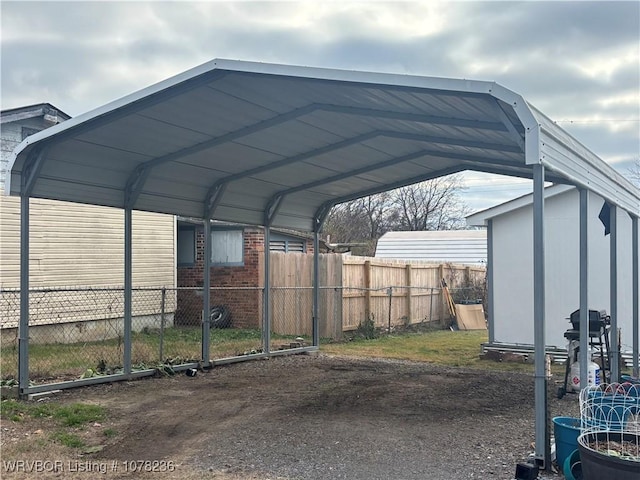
18,193,30,395
532,163,550,469
579,189,589,389
263,226,271,354
124,207,132,376
610,205,619,382
633,215,639,378
202,220,211,366
313,230,320,346
487,219,495,343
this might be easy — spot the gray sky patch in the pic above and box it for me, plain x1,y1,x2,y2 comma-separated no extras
1,0,637,212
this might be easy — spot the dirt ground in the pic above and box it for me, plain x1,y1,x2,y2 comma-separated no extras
1,353,579,480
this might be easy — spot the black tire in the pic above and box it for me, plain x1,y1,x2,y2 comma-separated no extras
210,305,232,329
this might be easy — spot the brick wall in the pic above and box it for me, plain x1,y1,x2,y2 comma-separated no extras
176,227,314,328
176,227,261,327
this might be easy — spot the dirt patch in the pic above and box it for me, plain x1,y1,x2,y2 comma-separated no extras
1,354,578,479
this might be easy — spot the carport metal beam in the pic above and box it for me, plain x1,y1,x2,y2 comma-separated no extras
135,104,513,210
204,130,522,219
264,148,488,211
532,162,549,468
18,148,52,393
458,161,568,184
319,103,511,132
610,206,619,381
313,230,320,347
18,192,29,394
487,219,494,343
263,224,271,354
490,99,525,152
633,215,639,378
579,189,589,389
202,219,212,366
124,208,132,376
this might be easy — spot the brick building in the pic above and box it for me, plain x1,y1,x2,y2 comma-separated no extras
176,220,315,328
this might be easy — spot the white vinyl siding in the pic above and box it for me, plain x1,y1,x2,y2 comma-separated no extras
375,230,487,265
1,110,176,330
0,195,175,289
211,229,244,266
473,187,634,351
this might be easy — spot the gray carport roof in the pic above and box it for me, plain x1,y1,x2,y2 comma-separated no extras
7,59,639,229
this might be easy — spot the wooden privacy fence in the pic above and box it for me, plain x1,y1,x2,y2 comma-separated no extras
269,253,486,338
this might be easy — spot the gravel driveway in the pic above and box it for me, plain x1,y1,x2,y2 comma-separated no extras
71,353,579,480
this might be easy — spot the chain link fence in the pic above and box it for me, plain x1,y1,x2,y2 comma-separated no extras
1,281,486,393
0,287,194,382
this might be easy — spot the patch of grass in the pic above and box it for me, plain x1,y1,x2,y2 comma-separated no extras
51,431,85,449
1,325,573,381
1,327,276,380
1,399,27,420
322,329,484,365
53,404,105,427
103,428,117,438
1,399,105,426
321,329,562,374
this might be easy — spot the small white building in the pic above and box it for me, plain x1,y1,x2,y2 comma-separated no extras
375,230,487,265
467,184,636,354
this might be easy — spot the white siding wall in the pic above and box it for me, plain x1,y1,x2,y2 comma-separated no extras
376,231,487,265
0,194,175,289
1,116,176,291
492,189,635,350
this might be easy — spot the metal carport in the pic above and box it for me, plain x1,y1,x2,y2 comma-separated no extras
6,58,640,469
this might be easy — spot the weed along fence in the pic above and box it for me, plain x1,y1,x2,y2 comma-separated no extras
0,255,484,395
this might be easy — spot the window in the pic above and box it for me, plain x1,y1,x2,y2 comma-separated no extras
211,229,244,266
177,226,196,266
269,233,306,253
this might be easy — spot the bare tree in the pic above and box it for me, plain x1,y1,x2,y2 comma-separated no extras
390,174,470,231
323,192,394,255
323,173,470,255
324,201,369,244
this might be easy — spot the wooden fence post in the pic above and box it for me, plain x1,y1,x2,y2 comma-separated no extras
405,264,412,324
438,263,445,325
364,260,372,322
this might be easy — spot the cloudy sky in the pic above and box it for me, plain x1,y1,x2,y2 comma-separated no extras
1,1,638,211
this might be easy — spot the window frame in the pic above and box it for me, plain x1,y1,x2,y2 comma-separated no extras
177,225,197,266
210,227,245,266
